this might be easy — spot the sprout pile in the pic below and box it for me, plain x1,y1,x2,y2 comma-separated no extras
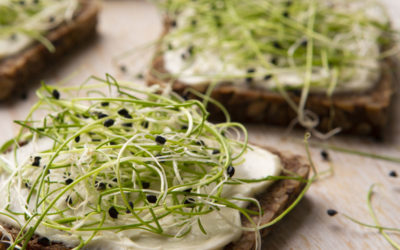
0,76,306,249
154,0,398,133
0,0,79,58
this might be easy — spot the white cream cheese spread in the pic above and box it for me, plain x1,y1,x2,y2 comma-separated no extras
0,141,281,250
0,0,79,59
0,81,283,250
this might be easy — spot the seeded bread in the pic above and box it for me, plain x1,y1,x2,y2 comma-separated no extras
0,0,100,101
0,146,310,250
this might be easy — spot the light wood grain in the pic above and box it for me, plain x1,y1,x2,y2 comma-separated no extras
1,1,399,249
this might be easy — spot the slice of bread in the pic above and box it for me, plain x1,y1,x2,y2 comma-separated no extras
147,18,396,139
0,0,100,101
148,55,396,139
0,146,310,250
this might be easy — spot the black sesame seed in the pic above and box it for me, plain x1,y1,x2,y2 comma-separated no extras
118,109,132,119
271,57,278,65
389,170,397,177
66,196,73,205
126,201,134,213
171,20,177,27
122,122,133,127
146,194,157,203
112,178,117,182
142,181,150,189
273,41,282,49
10,33,17,41
227,165,235,177
24,182,31,189
246,68,255,83
184,198,195,207
65,178,73,185
74,135,80,143
264,74,272,80
96,182,106,191
97,113,108,119
327,209,338,216
141,121,149,128
37,237,50,246
301,39,308,47
48,16,55,23
188,45,194,55
92,138,101,142
320,150,329,161
32,156,41,167
181,125,188,130
108,206,119,219
52,89,60,99
212,149,220,155
283,11,289,18
120,65,127,72
155,135,166,145
183,188,192,193
104,119,115,127
101,102,109,107
110,141,117,145
196,140,205,146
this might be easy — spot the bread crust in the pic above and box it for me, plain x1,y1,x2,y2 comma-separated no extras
0,0,100,100
0,146,310,250
147,17,396,138
147,54,396,138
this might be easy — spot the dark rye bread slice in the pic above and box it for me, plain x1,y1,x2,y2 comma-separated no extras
0,146,310,250
148,55,396,139
0,0,100,101
147,18,397,138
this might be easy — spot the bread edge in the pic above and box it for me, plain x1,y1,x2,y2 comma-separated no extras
147,17,397,138
0,0,100,100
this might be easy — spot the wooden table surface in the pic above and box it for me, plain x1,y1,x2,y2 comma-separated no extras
1,1,400,249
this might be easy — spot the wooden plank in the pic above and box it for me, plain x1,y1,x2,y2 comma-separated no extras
0,1,399,249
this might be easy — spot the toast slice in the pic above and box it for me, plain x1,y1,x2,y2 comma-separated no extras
0,146,310,250
0,0,100,101
147,10,397,139
148,51,396,139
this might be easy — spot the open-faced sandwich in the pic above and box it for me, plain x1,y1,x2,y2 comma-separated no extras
0,76,309,249
147,0,398,138
0,0,99,100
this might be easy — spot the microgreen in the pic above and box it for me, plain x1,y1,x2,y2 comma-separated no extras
0,0,79,58
342,184,400,249
0,75,310,249
152,0,399,137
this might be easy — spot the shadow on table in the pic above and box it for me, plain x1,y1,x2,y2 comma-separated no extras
262,196,314,250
